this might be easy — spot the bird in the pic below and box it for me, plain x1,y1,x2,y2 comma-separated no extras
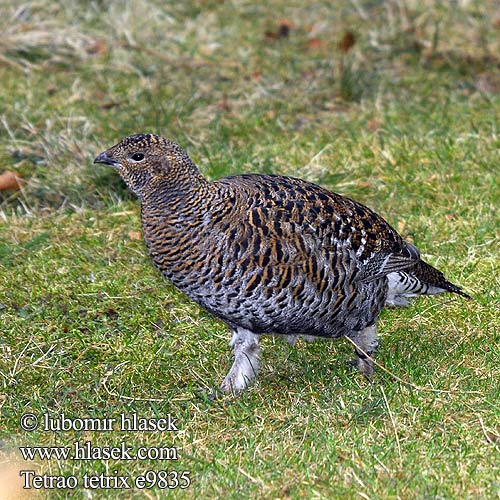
94,133,470,393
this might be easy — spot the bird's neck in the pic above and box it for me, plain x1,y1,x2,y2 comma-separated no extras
140,168,215,220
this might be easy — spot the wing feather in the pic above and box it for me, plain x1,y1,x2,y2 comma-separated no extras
214,174,420,282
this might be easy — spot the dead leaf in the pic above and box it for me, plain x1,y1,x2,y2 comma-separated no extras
277,18,293,28
46,83,58,95
128,230,142,240
485,431,499,443
86,37,108,55
475,73,500,95
354,180,373,188
301,70,317,80
323,100,349,112
366,119,382,132
217,93,231,111
100,307,119,318
92,90,121,109
110,210,136,217
305,38,325,50
265,19,292,41
293,117,308,130
0,171,22,191
92,90,106,100
251,71,262,82
337,31,356,53
99,101,120,110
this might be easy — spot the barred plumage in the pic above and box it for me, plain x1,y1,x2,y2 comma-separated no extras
94,134,470,393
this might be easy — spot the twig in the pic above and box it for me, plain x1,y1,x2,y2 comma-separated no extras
345,336,481,395
478,416,500,452
381,385,402,465
9,338,32,379
237,467,265,486
99,361,169,402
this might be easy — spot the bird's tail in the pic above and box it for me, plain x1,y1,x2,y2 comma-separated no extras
385,260,471,307
412,259,471,298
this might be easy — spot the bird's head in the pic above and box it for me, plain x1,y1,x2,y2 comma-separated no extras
94,133,201,199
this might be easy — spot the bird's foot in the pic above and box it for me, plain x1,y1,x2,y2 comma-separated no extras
220,327,260,394
349,356,375,380
349,324,379,381
220,370,252,394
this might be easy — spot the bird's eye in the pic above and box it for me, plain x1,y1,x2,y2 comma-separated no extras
130,152,145,162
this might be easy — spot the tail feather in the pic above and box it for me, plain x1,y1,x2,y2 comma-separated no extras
386,260,470,307
412,260,471,299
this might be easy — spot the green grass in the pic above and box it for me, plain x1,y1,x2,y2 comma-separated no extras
1,1,499,499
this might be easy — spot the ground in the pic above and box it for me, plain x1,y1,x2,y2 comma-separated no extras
0,1,499,499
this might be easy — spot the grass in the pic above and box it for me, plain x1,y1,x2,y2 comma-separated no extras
0,0,499,498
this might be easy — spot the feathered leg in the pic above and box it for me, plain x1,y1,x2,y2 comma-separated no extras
350,324,379,379
221,327,260,393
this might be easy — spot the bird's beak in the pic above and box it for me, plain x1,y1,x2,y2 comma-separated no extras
94,152,121,168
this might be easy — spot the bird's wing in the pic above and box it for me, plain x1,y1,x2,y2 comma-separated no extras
213,174,420,281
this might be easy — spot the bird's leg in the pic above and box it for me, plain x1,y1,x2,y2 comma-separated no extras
350,324,379,379
220,327,260,394
284,334,319,346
